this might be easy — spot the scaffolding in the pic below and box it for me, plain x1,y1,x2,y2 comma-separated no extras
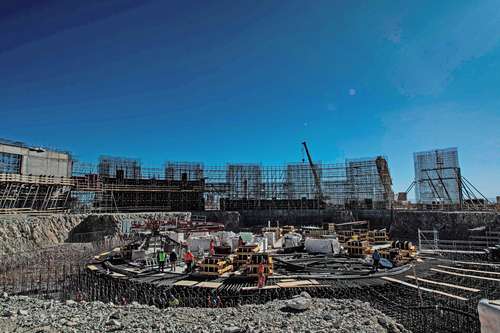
166,162,204,181
414,148,461,205
0,174,72,213
67,156,393,213
0,157,394,213
98,156,141,179
413,148,491,210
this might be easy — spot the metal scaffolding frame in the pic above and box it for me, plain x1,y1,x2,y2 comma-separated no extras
413,148,491,210
67,156,393,212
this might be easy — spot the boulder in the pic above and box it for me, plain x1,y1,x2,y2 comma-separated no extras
286,296,312,311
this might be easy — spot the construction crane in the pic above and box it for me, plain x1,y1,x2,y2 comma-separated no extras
301,141,323,201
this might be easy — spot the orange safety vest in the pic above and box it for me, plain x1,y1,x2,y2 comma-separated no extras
184,252,194,262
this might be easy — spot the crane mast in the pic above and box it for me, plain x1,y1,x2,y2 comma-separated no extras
301,141,323,201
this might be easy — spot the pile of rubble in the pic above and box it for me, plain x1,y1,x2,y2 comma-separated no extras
0,293,408,333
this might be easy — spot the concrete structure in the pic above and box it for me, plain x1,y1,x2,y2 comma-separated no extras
0,139,72,177
0,139,73,213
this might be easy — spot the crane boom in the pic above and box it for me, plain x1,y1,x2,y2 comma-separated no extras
301,141,323,201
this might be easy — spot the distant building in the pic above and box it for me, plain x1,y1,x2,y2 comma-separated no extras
414,148,460,205
0,139,73,212
0,139,72,177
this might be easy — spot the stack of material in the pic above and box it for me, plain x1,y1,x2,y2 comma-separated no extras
304,238,340,254
235,244,260,267
251,237,267,252
345,239,370,256
264,232,276,249
164,231,184,243
368,229,388,244
284,233,302,248
214,231,239,251
337,230,356,243
246,252,273,276
187,237,211,252
199,256,233,276
239,232,254,243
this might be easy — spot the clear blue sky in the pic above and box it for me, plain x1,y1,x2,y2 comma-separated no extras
0,1,498,198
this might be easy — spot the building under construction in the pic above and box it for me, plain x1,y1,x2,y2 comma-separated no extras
0,139,395,214
0,139,73,213
412,148,491,210
71,157,393,213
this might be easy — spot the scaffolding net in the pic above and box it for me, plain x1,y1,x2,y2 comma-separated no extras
414,148,460,205
68,156,393,212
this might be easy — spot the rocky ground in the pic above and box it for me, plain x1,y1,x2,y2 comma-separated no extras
0,293,408,333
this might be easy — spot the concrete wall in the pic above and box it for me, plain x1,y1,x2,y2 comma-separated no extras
237,209,353,228
235,208,499,241
354,209,500,241
0,143,72,177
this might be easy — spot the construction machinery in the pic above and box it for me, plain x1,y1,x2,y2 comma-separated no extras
302,141,324,202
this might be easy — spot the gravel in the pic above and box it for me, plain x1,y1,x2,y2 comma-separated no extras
0,293,409,333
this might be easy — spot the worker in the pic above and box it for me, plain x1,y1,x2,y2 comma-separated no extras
184,250,194,273
209,239,215,256
257,259,266,288
238,236,244,247
169,249,178,272
157,248,166,272
372,249,381,272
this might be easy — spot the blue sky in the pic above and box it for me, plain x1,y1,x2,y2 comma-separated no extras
0,1,498,197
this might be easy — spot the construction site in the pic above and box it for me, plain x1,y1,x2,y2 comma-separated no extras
0,138,499,333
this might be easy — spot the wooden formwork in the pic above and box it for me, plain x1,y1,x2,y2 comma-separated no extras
337,230,356,243
246,253,273,277
368,230,388,244
345,240,370,256
235,244,260,267
198,256,233,276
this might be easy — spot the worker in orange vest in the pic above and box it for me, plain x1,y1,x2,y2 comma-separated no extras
184,250,194,273
257,259,266,288
209,239,215,256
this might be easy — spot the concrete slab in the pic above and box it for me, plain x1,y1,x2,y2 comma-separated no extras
174,280,199,287
196,282,222,288
277,280,314,288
